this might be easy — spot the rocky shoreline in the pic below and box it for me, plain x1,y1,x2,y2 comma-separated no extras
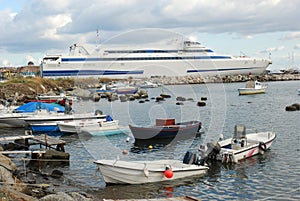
0,73,299,200
0,73,299,105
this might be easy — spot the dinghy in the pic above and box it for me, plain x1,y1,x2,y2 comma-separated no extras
201,125,276,163
94,159,208,184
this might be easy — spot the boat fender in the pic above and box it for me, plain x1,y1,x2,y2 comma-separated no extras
259,142,267,152
164,167,173,178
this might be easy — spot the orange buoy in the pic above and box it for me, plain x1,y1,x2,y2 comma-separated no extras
164,169,174,178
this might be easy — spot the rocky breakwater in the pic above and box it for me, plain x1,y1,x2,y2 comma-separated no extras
0,74,299,105
154,73,300,85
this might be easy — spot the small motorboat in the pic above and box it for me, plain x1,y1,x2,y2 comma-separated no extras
201,125,276,163
139,81,159,88
129,118,201,140
94,159,208,184
238,80,267,95
22,110,107,133
57,115,120,135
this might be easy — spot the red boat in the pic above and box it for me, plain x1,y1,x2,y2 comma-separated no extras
24,95,73,106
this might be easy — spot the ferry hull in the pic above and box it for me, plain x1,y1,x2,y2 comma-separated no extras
42,58,270,78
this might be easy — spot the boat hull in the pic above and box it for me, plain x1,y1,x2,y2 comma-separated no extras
23,113,108,133
58,120,121,136
94,159,208,184
129,121,201,140
42,58,270,78
30,123,60,132
238,88,266,95
217,131,276,163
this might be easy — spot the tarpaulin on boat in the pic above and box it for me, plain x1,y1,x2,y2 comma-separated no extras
13,102,65,113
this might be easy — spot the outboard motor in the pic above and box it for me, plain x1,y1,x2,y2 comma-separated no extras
183,151,205,166
206,140,221,160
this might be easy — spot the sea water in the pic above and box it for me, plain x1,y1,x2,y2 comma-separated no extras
1,80,299,200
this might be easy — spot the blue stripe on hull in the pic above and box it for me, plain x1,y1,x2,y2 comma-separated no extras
61,56,231,62
187,66,262,73
43,70,144,77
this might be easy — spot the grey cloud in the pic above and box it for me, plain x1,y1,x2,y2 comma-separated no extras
1,0,300,54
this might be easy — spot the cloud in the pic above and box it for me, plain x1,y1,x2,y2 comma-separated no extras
260,46,285,53
2,59,12,67
280,32,300,40
294,44,300,49
0,0,300,56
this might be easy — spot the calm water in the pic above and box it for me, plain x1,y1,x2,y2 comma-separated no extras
1,80,299,200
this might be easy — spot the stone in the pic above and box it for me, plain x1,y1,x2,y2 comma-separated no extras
197,101,206,107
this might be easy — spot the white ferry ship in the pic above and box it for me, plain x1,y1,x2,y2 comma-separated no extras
41,40,271,78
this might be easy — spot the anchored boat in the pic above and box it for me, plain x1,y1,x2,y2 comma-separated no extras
129,118,201,140
238,80,268,95
201,125,276,163
94,159,208,184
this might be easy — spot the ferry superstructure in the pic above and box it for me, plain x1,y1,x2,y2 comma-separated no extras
41,40,272,78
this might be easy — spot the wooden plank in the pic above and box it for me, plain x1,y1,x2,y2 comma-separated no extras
0,150,46,154
32,134,66,146
0,135,34,142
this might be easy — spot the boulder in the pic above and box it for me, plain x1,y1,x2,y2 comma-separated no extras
160,93,171,98
176,96,186,101
291,103,300,110
0,186,37,201
285,105,297,111
90,93,100,102
197,101,206,107
40,192,93,201
0,154,27,192
201,97,207,101
156,96,164,102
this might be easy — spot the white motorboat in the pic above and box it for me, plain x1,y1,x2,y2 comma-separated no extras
21,110,106,133
94,159,208,184
41,39,271,78
0,102,65,128
202,125,276,163
139,81,159,88
238,80,267,95
57,116,120,135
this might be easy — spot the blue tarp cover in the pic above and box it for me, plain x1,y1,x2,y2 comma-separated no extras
14,102,65,113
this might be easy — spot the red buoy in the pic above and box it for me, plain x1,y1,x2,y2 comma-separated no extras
164,169,174,178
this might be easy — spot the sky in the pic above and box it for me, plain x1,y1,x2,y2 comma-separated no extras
0,0,299,70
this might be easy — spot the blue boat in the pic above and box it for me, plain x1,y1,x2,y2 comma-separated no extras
14,102,65,113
